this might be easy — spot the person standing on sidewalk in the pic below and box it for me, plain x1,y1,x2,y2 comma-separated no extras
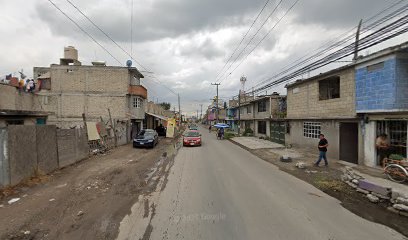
315,134,329,167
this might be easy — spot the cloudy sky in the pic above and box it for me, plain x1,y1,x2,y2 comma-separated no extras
1,0,407,116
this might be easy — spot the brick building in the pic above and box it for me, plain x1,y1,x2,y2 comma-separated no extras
33,46,147,144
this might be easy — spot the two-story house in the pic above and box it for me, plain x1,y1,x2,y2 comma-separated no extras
285,41,408,166
285,65,359,163
237,93,287,143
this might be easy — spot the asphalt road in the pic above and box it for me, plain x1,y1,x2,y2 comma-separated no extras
119,126,407,240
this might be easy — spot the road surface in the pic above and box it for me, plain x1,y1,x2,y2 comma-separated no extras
117,126,406,240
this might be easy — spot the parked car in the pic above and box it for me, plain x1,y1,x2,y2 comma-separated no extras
183,130,202,146
133,129,159,148
189,124,198,131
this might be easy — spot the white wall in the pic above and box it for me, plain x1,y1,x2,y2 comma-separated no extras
363,121,377,167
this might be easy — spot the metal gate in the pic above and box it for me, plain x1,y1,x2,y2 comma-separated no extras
270,121,285,144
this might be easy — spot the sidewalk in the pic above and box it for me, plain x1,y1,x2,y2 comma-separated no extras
231,136,408,194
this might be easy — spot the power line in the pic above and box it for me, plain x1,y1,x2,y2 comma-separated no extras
48,0,123,65
220,0,300,84
214,0,271,81
65,0,147,70
248,0,408,90
216,0,285,82
64,0,179,97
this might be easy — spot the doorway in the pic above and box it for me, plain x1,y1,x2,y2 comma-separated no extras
339,122,358,164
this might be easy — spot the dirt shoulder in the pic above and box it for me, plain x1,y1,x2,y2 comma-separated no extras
229,140,408,237
0,136,180,240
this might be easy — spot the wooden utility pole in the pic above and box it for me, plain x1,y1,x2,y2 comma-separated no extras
353,19,363,60
108,108,117,147
211,83,220,123
178,93,181,123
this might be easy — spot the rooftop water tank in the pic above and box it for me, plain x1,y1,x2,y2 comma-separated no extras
64,46,78,60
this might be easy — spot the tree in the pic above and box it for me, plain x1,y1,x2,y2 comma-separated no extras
159,102,171,110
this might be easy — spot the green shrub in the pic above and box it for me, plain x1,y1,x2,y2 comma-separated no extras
243,128,253,136
389,154,404,160
224,132,236,140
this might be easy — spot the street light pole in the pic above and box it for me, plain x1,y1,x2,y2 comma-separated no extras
211,83,220,123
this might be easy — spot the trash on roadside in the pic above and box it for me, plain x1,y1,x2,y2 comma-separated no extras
8,198,20,204
22,194,28,198
295,161,306,169
0,204,4,208
280,156,292,162
77,210,84,216
49,198,56,202
23,231,30,235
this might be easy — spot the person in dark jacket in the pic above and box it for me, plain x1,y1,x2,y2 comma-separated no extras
315,134,329,167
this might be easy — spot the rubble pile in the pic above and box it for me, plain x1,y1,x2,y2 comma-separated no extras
341,166,408,217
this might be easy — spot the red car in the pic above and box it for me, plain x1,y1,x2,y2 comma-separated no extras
183,130,202,146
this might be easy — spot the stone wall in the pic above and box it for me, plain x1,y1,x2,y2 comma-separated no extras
287,68,356,119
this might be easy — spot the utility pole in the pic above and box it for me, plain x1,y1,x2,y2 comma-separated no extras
211,83,220,123
108,108,117,147
353,19,363,61
178,93,181,123
238,91,241,136
200,104,203,121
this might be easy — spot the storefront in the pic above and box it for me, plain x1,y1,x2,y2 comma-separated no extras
376,120,407,160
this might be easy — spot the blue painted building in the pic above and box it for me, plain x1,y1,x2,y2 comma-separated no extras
355,43,408,167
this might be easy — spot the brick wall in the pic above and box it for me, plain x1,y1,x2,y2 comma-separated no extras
356,56,408,112
287,68,356,118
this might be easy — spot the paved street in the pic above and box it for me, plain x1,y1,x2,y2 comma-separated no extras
118,126,406,240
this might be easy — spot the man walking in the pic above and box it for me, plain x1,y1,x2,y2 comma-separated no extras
315,134,329,167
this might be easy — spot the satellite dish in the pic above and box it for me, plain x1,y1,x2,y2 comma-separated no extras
126,60,132,67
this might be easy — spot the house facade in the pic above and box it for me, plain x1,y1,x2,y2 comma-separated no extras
33,46,147,144
285,42,408,166
355,43,408,167
285,66,361,163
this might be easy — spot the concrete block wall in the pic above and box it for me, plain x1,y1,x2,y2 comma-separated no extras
57,128,89,168
8,126,38,185
0,84,40,111
287,68,356,118
50,66,129,93
285,120,340,160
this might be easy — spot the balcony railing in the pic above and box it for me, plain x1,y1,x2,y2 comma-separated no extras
128,85,147,99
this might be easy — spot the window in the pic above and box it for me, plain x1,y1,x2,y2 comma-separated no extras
247,106,252,114
303,122,321,139
367,62,384,72
319,76,340,100
258,121,266,134
132,97,142,108
258,100,267,112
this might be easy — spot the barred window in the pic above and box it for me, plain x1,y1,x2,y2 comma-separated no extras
258,100,267,112
132,97,143,108
303,122,321,139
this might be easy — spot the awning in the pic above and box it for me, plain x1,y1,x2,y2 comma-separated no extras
146,112,168,121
